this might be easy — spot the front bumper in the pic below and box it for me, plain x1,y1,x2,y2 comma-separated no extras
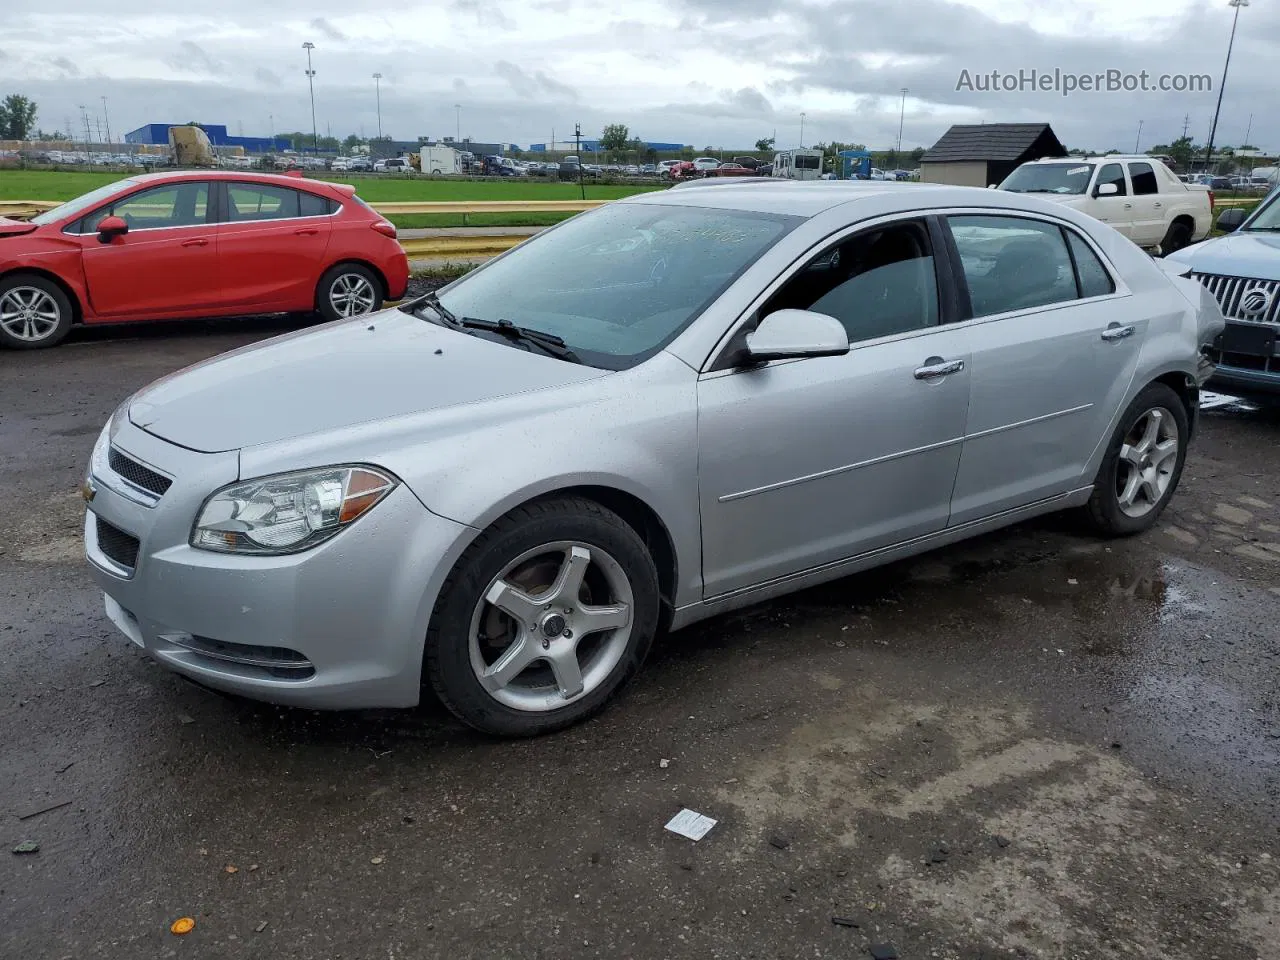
85,422,471,709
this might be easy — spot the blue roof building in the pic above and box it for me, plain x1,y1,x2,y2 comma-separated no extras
124,123,291,153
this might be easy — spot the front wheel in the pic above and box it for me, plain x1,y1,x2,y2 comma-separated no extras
424,497,660,737
1082,383,1189,536
1159,221,1193,256
316,264,383,322
0,274,73,349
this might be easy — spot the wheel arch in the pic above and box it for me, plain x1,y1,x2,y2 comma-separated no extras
0,267,83,324
1150,370,1200,438
317,258,389,304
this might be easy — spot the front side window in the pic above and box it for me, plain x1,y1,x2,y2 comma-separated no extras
1095,163,1128,196
227,184,301,221
81,182,209,233
427,203,799,370
762,219,939,343
948,215,1079,317
41,179,140,227
1128,162,1158,195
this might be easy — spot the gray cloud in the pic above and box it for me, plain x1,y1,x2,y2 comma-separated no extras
309,17,346,41
50,57,80,77
494,60,578,102
254,67,281,86
455,0,514,30
164,41,224,76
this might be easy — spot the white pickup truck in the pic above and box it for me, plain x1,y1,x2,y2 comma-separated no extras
998,155,1212,254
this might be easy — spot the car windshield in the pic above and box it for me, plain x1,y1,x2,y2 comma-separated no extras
1242,191,1280,231
999,163,1094,195
30,179,139,225
427,202,799,370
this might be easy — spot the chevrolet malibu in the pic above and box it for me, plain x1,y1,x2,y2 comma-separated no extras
0,170,408,349
84,182,1223,736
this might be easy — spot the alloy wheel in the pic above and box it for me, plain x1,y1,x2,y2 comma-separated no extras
468,541,634,712
1115,406,1179,519
328,274,377,317
0,286,62,343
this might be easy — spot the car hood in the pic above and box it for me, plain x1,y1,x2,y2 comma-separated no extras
128,309,612,453
1018,194,1089,207
1163,231,1280,280
0,217,38,237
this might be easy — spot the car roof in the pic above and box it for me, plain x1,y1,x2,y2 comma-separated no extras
620,180,962,216
129,170,337,191
1022,155,1164,165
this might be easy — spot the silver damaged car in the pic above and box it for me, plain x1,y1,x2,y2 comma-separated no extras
84,182,1224,736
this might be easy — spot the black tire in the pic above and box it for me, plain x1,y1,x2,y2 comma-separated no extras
424,497,660,737
315,263,383,323
0,273,73,349
1159,221,1193,256
1082,383,1189,536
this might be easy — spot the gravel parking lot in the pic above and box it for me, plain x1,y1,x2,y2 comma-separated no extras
2,318,1279,959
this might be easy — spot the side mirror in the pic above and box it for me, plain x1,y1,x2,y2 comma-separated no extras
743,309,849,363
96,215,128,242
1216,208,1246,232
1095,182,1119,197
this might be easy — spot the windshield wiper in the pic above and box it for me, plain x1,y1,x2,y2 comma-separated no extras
1242,226,1280,232
458,317,581,362
403,290,463,328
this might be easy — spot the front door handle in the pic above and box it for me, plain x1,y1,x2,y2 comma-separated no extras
914,357,965,380
1153,202,1163,208
181,238,209,247
1101,323,1135,342
1123,203,1132,209
294,228,319,236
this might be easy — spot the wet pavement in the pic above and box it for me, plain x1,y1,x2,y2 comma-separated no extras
2,319,1279,959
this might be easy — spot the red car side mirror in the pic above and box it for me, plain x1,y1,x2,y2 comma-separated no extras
97,215,129,243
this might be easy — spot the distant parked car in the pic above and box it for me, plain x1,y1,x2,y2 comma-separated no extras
667,160,698,180
712,162,756,177
0,170,409,349
381,158,413,174
692,157,721,173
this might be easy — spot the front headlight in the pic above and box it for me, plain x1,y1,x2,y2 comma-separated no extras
191,466,396,555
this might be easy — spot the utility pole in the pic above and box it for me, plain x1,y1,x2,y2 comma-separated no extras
799,112,806,148
1135,120,1143,153
454,104,461,143
373,73,383,140
79,106,92,153
302,41,318,154
1182,114,1190,140
101,96,112,145
1203,0,1249,176
574,122,584,201
897,88,908,155
1243,112,1253,146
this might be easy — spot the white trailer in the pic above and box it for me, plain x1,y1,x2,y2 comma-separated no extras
771,148,824,181
418,145,460,175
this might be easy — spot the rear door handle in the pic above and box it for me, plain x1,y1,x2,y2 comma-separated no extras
914,357,965,380
1123,203,1132,209
1153,202,1163,208
1101,323,1135,342
181,238,209,247
294,228,319,236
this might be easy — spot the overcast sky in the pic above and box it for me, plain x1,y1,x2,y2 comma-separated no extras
1,0,1276,153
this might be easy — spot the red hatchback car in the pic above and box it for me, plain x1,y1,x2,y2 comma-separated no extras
0,170,409,349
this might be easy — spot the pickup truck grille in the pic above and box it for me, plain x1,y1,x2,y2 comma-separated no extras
1190,273,1280,325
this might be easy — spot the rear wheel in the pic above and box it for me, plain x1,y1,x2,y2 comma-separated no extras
316,264,383,322
1082,383,1188,536
424,497,660,737
0,274,73,350
1159,221,1193,256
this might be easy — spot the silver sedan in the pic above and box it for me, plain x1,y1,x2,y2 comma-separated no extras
83,182,1224,736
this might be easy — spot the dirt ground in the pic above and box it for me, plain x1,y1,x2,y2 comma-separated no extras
2,316,1278,960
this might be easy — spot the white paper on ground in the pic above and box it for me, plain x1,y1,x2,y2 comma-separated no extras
665,808,718,841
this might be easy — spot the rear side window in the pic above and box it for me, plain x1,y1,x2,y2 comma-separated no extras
948,215,1078,317
1128,162,1158,195
298,191,336,217
1065,231,1116,298
1095,163,1127,196
227,184,299,221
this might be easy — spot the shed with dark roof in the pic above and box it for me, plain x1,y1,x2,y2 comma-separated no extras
920,123,1067,187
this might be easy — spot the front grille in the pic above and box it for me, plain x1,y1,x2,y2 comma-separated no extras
108,448,172,497
1191,272,1280,325
96,517,140,569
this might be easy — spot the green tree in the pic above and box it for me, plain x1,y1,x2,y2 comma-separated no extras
0,94,39,140
1151,136,1194,171
909,146,925,163
600,123,630,159
343,134,365,151
754,136,775,152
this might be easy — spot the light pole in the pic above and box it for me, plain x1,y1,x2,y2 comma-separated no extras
1203,0,1248,175
101,95,112,146
454,103,461,143
1135,120,1143,153
302,41,318,154
373,73,383,141
799,112,806,148
896,88,908,156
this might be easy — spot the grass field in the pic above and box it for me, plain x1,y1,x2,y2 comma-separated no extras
0,169,663,203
